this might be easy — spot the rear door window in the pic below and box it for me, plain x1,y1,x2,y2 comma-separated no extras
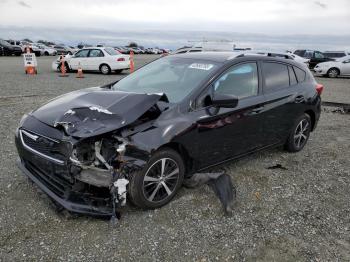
89,49,104,57
314,51,325,59
288,66,297,86
262,62,290,92
304,51,313,59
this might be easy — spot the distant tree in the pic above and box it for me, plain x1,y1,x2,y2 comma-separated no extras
128,42,138,48
22,38,33,43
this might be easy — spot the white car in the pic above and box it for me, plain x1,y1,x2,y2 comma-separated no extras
52,47,130,75
314,55,350,78
34,43,57,56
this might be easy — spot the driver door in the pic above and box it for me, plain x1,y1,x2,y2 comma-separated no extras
69,49,90,70
190,62,266,168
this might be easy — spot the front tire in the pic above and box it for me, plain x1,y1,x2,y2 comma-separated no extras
285,114,311,152
327,68,339,78
128,148,185,209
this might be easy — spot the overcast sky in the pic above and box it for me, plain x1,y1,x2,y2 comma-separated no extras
0,0,349,49
0,0,349,34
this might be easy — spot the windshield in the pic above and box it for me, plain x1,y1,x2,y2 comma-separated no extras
0,39,11,46
112,57,218,103
336,55,350,62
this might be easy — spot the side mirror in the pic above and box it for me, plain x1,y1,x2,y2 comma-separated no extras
210,94,239,108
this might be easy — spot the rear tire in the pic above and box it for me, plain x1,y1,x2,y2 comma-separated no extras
100,64,111,75
115,69,123,74
128,148,185,209
285,114,311,152
327,68,339,78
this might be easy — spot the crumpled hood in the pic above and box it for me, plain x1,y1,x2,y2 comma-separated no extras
30,87,168,138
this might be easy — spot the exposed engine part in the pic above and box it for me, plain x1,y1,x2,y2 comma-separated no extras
94,141,112,171
183,172,236,214
70,138,129,186
114,178,129,206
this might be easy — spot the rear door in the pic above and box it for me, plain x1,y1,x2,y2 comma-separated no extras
261,61,305,144
87,49,105,70
69,49,90,70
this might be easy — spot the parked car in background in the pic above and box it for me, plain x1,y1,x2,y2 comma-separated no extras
34,43,57,56
323,51,349,59
314,55,350,78
16,52,322,215
134,47,145,54
293,50,334,69
114,46,129,54
127,47,142,54
53,45,74,55
0,39,22,56
6,40,41,56
69,46,79,53
52,47,130,74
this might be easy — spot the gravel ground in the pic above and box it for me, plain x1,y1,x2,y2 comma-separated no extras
314,75,350,104
0,56,349,261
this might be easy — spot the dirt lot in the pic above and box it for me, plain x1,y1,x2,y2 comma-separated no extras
0,56,349,261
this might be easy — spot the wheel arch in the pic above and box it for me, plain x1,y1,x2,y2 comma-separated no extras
327,67,340,76
158,142,194,176
99,63,111,69
304,110,316,131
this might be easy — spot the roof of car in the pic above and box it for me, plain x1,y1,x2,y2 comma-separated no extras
172,51,239,62
170,51,308,69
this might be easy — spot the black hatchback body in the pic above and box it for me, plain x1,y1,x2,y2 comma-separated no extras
15,52,322,216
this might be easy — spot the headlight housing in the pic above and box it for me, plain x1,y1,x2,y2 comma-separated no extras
18,113,28,128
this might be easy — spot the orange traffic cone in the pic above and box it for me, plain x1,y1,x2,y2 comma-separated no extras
59,54,69,77
76,62,84,78
26,66,36,75
129,50,134,73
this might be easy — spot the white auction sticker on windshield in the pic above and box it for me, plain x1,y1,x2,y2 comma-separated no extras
189,63,214,70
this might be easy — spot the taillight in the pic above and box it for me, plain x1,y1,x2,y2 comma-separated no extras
316,83,324,95
117,57,125,61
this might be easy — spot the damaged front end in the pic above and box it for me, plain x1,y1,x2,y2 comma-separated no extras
15,89,169,218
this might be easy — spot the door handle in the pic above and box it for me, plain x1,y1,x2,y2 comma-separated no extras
295,95,305,103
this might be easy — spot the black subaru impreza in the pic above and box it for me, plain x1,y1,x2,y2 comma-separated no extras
15,52,322,216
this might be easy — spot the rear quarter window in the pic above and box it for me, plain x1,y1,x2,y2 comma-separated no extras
288,66,297,86
293,66,306,82
262,62,290,92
